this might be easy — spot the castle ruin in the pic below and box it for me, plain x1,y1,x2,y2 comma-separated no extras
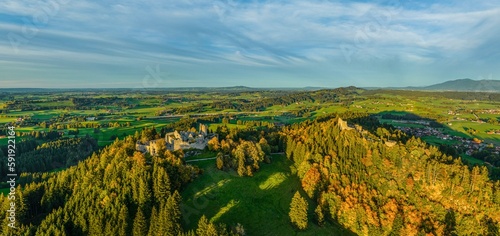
136,123,214,155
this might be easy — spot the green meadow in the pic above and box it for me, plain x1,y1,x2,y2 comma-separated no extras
181,154,354,235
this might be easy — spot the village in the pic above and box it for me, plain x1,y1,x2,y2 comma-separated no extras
394,122,500,156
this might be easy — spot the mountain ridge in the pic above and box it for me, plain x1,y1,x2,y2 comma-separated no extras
422,78,500,92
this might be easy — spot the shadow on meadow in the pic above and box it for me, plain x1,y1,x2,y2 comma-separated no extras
181,154,355,236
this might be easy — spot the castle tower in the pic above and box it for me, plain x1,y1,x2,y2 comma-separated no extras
199,123,208,136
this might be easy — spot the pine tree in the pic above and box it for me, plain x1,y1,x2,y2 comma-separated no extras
314,204,324,226
138,174,152,209
289,191,308,230
443,209,457,236
154,167,171,204
196,215,209,236
163,191,182,235
132,209,148,236
148,207,158,236
389,212,403,236
480,215,499,236
205,223,219,236
118,205,129,236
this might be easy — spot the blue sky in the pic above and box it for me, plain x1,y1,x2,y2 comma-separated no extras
0,0,499,88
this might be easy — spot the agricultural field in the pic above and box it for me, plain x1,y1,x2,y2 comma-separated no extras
1,87,499,156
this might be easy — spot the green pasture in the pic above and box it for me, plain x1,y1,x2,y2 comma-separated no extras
447,121,500,144
421,136,460,146
0,117,14,123
460,154,485,165
379,119,427,128
314,105,347,115
181,154,353,235
208,123,247,131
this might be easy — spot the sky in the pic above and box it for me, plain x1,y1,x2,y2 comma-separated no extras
0,0,499,88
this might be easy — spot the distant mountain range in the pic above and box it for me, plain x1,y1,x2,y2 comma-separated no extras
0,86,323,93
421,79,500,92
1,79,499,93
394,79,500,92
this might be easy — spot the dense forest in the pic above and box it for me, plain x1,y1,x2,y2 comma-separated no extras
0,135,244,235
283,117,500,234
0,137,98,181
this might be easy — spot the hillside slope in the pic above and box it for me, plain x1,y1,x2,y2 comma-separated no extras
423,79,500,92
283,117,500,235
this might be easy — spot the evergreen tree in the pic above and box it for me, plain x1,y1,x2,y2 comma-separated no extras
154,167,171,204
314,204,324,226
147,207,158,236
163,191,182,235
132,209,147,236
138,174,152,209
443,210,457,236
118,206,129,236
481,215,499,236
205,223,219,236
196,215,210,236
389,212,403,236
289,191,308,230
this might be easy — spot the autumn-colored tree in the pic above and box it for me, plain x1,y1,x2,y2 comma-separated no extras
208,137,220,151
302,166,321,198
314,204,324,226
196,215,210,235
246,165,254,176
259,137,271,154
237,158,246,176
216,152,224,170
480,215,499,236
133,151,146,167
156,140,167,156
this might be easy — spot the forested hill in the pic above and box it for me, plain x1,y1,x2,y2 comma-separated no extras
423,79,500,92
416,79,500,92
283,117,500,235
0,136,237,235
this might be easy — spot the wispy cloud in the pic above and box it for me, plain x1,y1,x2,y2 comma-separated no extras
0,0,499,88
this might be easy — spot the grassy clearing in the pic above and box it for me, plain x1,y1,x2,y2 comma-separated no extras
208,123,247,131
379,119,427,128
181,154,353,235
0,188,10,196
0,117,14,123
460,154,485,165
185,151,217,161
447,121,500,144
422,136,460,146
